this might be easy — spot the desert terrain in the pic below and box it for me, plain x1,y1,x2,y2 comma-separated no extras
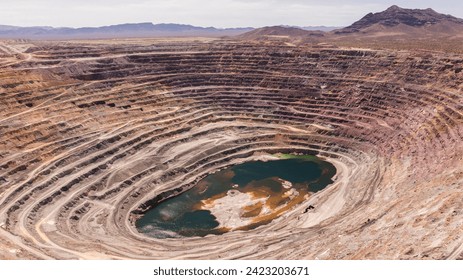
0,6,463,260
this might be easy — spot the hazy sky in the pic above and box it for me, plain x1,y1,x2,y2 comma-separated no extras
1,0,462,28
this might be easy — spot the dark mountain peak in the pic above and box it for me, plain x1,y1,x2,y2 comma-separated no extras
385,5,401,12
336,6,463,34
383,5,436,15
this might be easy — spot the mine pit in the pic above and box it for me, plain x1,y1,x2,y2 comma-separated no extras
0,38,462,259
136,155,336,238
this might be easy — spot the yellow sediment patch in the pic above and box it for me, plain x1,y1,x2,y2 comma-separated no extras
241,202,264,218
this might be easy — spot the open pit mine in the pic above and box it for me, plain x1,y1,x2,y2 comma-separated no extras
0,38,462,260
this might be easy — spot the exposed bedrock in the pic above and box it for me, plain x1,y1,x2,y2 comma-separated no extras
0,40,462,259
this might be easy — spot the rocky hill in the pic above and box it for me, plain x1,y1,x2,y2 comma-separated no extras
335,5,463,36
238,26,324,40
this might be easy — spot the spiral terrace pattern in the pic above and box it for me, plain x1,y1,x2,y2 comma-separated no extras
0,39,463,260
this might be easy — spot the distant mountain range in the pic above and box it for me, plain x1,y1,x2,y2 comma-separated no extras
284,26,341,32
0,22,254,39
2,6,462,40
0,22,340,40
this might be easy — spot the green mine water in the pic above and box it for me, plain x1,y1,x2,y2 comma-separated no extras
136,155,336,238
